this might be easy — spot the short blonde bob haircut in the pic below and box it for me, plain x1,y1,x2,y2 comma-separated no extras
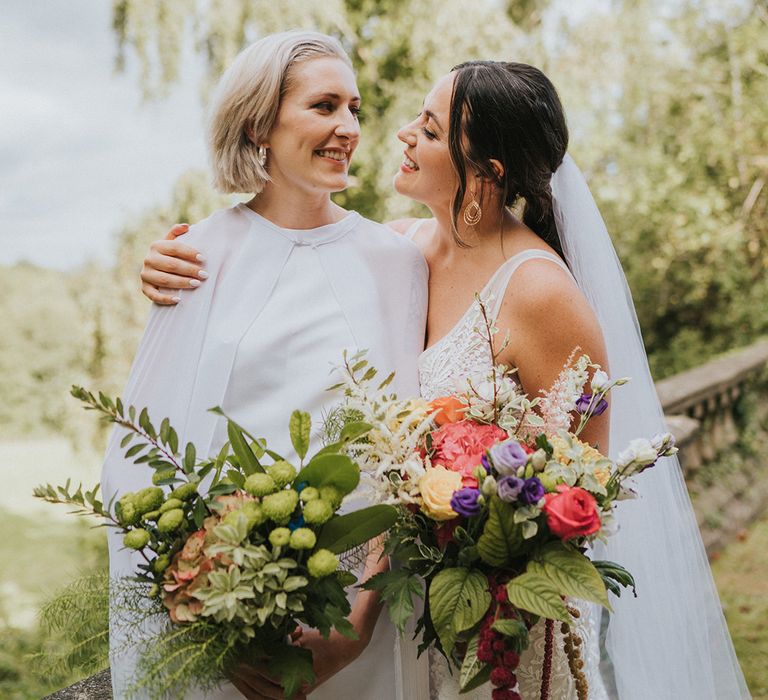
208,30,352,194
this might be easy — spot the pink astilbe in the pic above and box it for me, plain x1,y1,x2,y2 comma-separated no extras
535,351,591,437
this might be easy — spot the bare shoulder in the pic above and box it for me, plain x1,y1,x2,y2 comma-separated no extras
505,257,592,321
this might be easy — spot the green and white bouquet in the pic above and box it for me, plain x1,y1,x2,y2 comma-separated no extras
35,388,394,699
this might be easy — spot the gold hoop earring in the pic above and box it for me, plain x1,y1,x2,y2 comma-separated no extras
257,145,268,167
463,197,482,226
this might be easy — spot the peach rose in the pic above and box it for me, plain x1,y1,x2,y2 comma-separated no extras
429,396,467,426
419,467,462,521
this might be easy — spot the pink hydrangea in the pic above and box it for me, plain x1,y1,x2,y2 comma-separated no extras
431,420,507,487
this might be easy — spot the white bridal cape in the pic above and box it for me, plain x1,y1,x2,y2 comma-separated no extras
102,203,429,699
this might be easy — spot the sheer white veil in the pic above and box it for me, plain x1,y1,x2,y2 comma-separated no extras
551,155,750,699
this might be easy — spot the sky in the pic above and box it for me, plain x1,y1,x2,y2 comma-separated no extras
0,1,207,270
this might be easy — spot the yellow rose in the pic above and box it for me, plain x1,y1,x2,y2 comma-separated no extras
418,467,462,521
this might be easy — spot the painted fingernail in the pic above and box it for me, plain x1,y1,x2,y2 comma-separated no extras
198,270,209,279
196,254,206,262
189,279,201,287
171,296,181,303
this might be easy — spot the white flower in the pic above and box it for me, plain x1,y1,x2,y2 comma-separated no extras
590,370,610,393
617,438,658,474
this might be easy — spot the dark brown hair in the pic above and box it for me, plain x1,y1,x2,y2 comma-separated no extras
448,61,568,255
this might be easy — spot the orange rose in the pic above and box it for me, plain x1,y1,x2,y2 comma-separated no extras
429,396,466,426
542,485,601,540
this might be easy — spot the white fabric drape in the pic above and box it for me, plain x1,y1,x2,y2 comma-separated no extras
102,204,429,699
552,154,750,699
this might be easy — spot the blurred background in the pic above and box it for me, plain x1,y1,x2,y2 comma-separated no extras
1,0,766,697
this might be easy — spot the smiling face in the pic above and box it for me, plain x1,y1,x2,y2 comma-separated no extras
394,72,460,213
262,56,361,196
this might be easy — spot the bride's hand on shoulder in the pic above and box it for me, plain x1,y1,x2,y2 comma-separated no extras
140,223,208,304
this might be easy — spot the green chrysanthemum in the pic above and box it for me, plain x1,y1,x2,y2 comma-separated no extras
307,549,339,578
262,490,299,525
152,468,176,485
157,508,185,533
269,527,291,547
171,482,198,501
319,485,343,509
159,498,184,513
266,460,297,489
152,554,170,573
136,486,164,515
244,472,277,497
116,494,140,526
299,486,320,503
302,498,333,525
123,528,150,550
289,528,317,550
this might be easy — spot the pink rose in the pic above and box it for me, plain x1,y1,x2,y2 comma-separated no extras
432,420,507,487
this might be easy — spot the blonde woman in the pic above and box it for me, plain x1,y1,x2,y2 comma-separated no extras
103,31,427,699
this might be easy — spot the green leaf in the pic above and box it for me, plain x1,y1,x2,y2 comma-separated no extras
491,617,530,652
227,421,263,476
125,444,145,458
119,432,133,449
192,498,207,528
183,442,196,473
529,542,610,609
339,421,373,443
269,644,315,699
289,410,312,461
296,454,360,496
168,427,179,455
226,469,245,489
593,560,637,598
160,417,170,444
476,495,524,567
362,569,422,633
316,505,397,554
429,567,491,656
506,572,570,622
459,631,491,692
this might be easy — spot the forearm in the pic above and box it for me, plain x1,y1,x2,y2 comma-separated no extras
350,538,389,647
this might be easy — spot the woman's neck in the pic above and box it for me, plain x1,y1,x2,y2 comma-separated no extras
247,184,344,229
429,201,519,259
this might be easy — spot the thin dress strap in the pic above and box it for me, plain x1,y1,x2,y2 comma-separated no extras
403,218,431,241
485,250,572,319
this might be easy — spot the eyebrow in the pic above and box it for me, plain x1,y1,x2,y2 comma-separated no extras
424,109,444,132
308,92,361,102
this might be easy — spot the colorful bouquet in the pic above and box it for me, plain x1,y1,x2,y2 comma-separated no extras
335,316,677,699
35,389,394,699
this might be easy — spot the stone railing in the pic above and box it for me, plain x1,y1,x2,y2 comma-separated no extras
657,338,768,554
44,339,768,699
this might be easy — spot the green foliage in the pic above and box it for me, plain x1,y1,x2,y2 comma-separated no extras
477,495,524,567
361,568,423,633
428,567,491,655
316,504,397,554
505,572,570,622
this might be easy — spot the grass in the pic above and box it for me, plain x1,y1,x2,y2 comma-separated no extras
711,514,768,700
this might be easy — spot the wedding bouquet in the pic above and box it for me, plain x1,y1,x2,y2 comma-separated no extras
333,309,677,700
34,389,394,699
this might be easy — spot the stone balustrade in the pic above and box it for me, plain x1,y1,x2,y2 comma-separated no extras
43,339,768,699
656,338,768,554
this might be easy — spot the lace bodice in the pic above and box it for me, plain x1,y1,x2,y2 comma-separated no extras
405,220,608,699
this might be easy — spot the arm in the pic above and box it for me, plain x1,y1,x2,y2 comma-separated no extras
140,224,209,304
497,261,610,452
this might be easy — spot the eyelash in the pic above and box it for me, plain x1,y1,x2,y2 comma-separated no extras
313,102,362,119
415,112,437,140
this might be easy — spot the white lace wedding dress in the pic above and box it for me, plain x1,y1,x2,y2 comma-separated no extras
416,247,609,700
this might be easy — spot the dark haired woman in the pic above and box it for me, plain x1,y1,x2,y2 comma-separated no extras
138,61,748,699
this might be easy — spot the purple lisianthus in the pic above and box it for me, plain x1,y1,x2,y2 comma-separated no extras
519,477,546,505
575,393,608,416
489,439,529,476
496,476,524,503
450,488,482,517
481,453,492,473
